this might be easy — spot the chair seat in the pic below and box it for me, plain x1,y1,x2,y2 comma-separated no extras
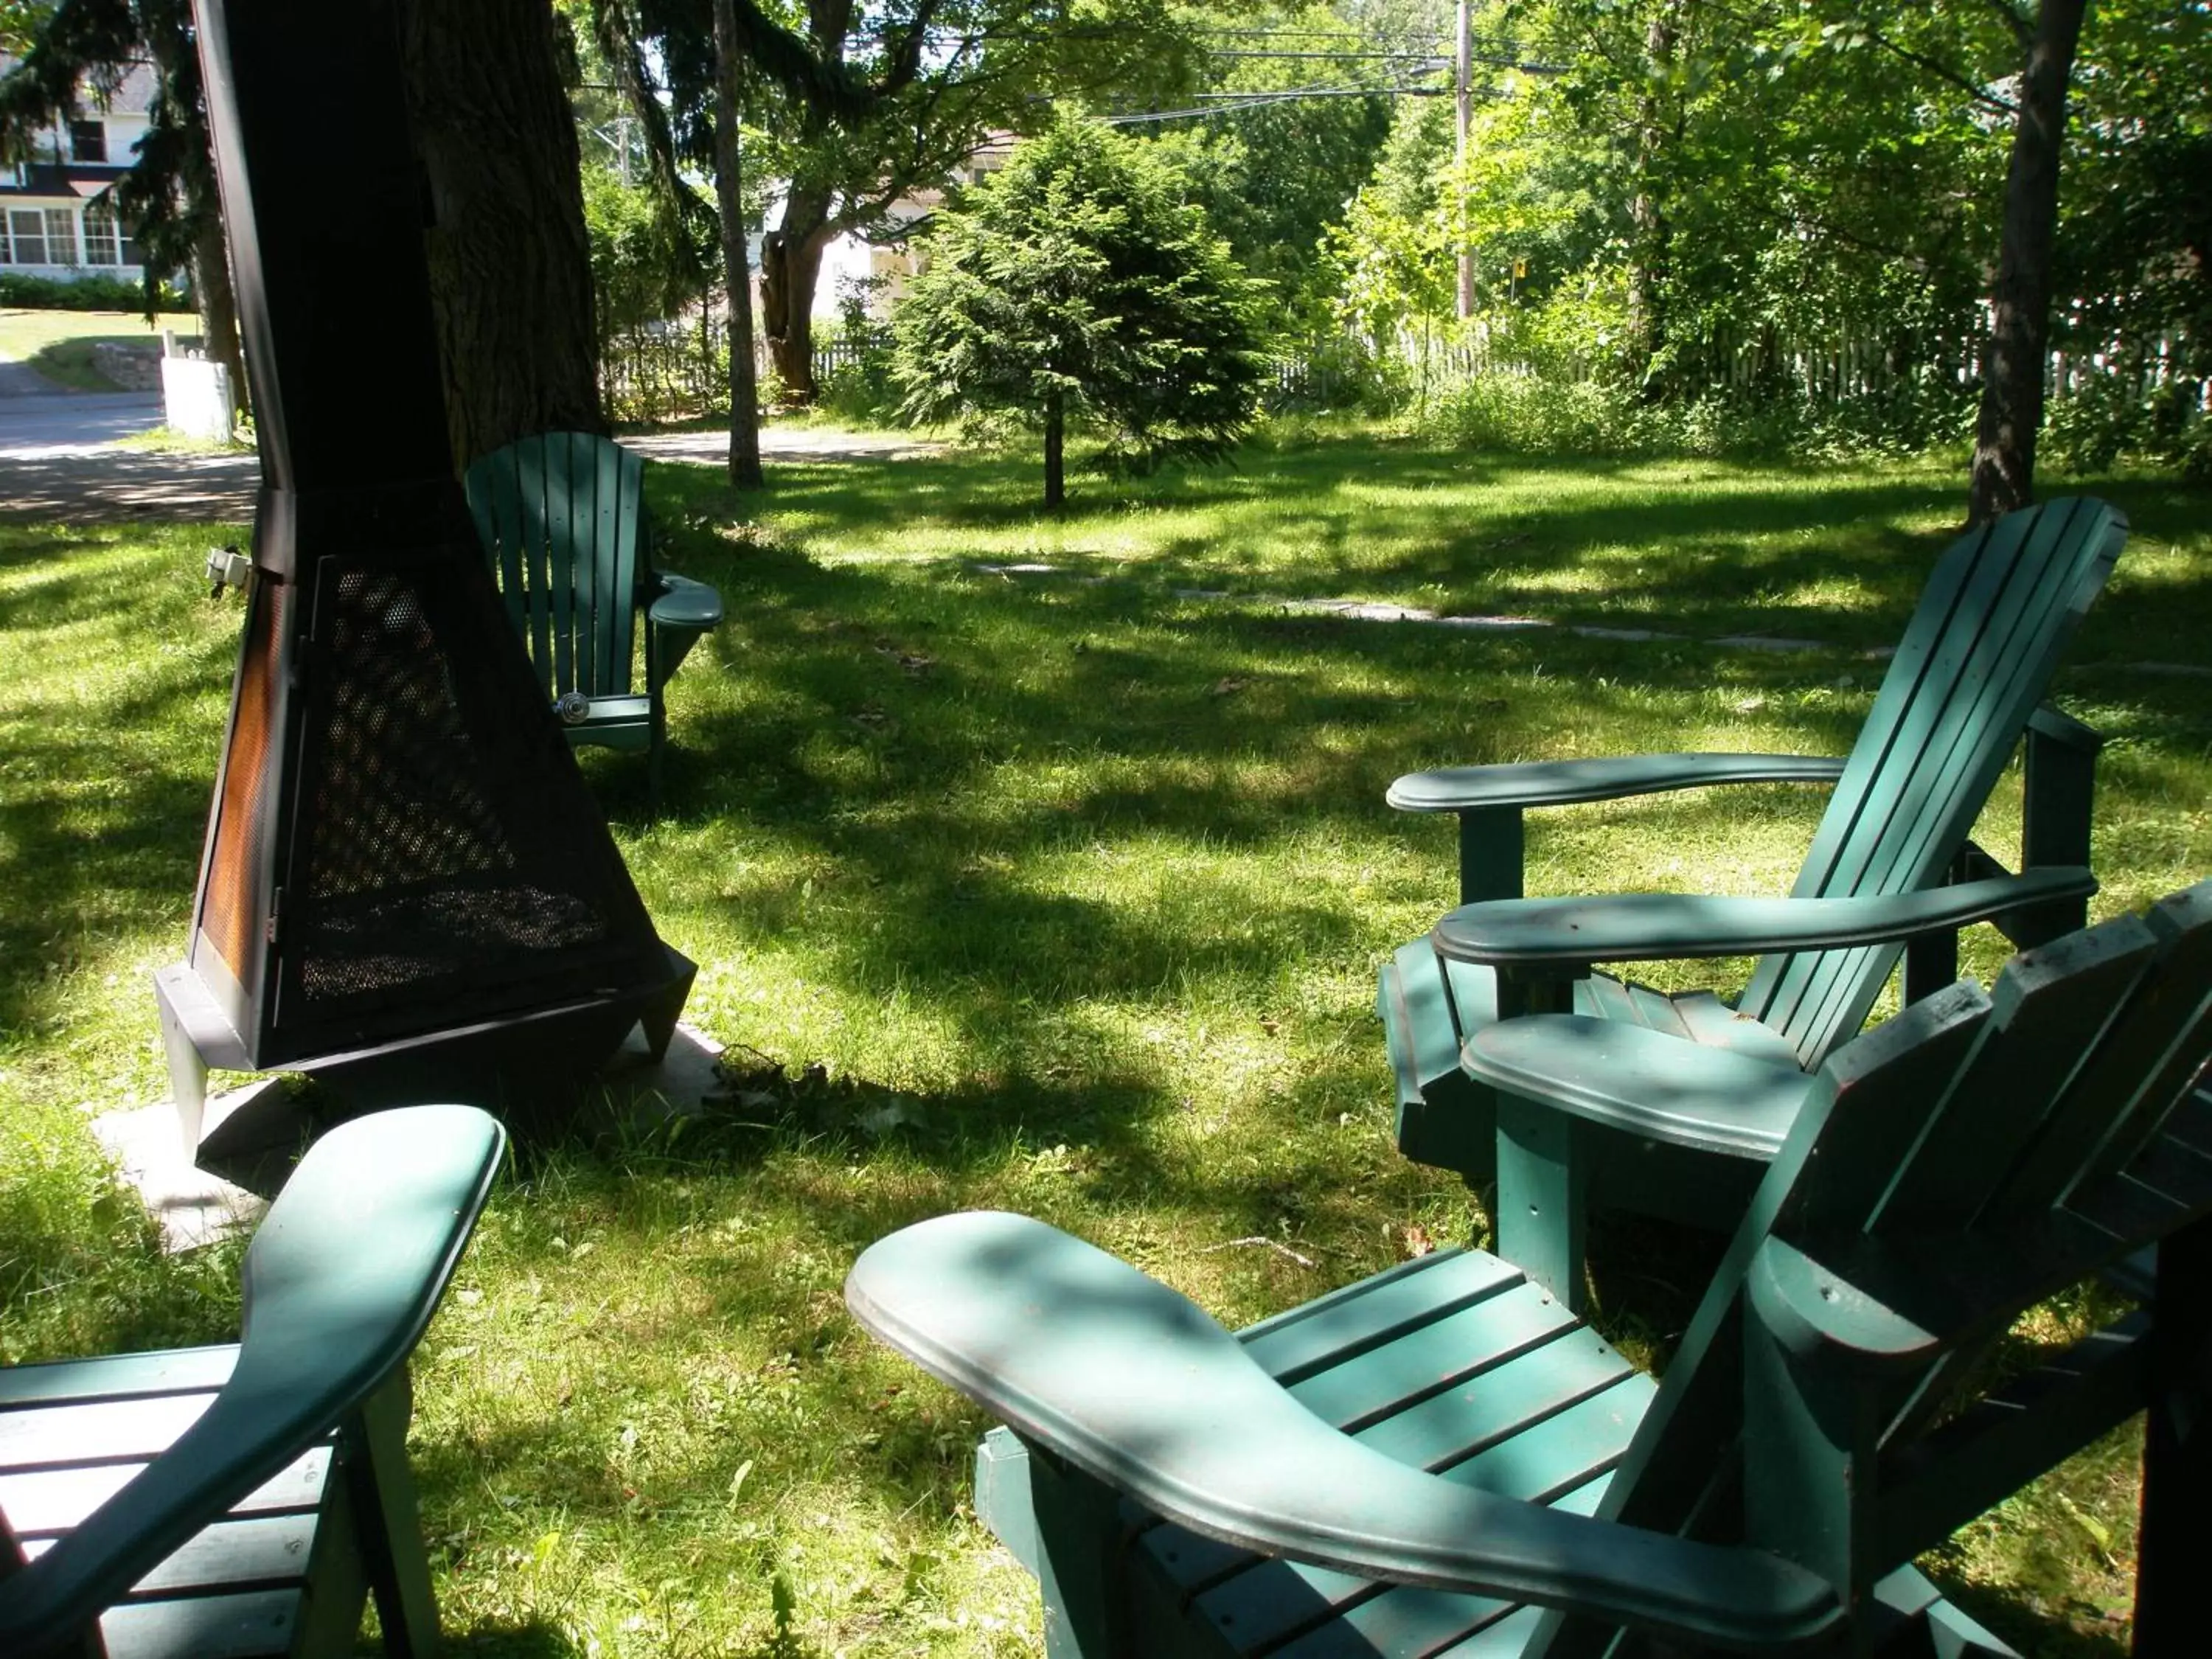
1133,1247,1646,1655
1,1346,333,1659
977,1242,2006,1658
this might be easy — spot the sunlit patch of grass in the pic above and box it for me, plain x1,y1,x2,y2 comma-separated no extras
4,436,2209,1655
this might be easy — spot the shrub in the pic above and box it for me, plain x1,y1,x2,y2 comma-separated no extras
0,271,188,312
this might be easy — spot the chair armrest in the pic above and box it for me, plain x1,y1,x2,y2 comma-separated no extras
647,574,722,684
1387,754,1847,814
1431,869,2096,970
647,572,724,633
0,1105,505,1651
1464,1015,1815,1158
846,1211,1843,1652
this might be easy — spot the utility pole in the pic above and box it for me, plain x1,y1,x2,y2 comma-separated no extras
1456,0,1473,319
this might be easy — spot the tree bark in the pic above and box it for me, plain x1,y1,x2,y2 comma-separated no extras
1043,386,1064,510
190,209,248,426
759,187,832,402
397,0,602,466
1968,0,2090,526
712,0,765,489
1624,4,1678,398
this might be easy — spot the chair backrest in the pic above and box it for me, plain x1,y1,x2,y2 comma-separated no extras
1741,497,2126,1065
1557,880,2212,1649
463,431,648,702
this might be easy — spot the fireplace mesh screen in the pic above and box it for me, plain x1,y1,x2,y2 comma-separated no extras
294,565,612,1005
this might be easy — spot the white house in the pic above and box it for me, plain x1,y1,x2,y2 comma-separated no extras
0,59,154,284
805,132,1018,320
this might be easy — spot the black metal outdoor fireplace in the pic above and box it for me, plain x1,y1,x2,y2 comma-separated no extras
154,0,694,1155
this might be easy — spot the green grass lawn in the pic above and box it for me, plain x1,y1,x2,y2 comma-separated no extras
4,431,2207,1655
0,306,202,390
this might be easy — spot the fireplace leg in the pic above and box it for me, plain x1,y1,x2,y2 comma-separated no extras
153,962,252,1156
639,946,698,1062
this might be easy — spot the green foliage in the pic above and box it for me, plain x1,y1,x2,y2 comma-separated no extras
1140,4,1394,328
580,159,712,344
816,276,900,423
0,271,187,310
892,116,1272,496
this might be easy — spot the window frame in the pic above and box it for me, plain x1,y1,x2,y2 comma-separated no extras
8,208,48,265
83,201,121,266
43,206,80,267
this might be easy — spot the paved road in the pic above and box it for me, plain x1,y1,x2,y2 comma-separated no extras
0,365,936,522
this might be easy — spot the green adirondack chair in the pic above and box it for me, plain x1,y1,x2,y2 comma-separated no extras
464,431,723,811
1380,497,2124,1273
849,878,2212,1658
0,1105,505,1658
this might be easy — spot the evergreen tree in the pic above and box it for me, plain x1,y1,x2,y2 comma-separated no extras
892,117,1269,509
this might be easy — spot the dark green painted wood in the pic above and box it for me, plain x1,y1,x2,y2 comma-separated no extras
97,1587,301,1659
2,1447,330,1538
1273,1580,1517,1658
1352,1326,1640,1478
1388,754,1850,815
861,884,2212,1659
347,1374,436,1658
1495,1093,1586,1310
1242,1249,1522,1386
1467,1018,1810,1161
1287,1281,1585,1434
0,1105,504,1658
0,1349,238,1411
2134,1213,2212,1651
1458,806,1525,907
1432,869,2093,970
463,432,723,813
1877,1317,2148,1565
1874,914,2161,1231
1026,1441,1132,1659
846,1212,1843,1648
1192,1558,1380,1652
1380,499,2124,1269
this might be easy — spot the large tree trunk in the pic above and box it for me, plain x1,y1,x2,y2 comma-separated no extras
759,185,832,402
1968,0,2090,526
398,0,602,465
712,0,763,489
190,212,248,426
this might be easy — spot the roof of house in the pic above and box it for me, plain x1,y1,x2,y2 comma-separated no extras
0,162,125,202
0,56,159,116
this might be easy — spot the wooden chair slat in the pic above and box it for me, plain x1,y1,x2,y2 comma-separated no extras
462,432,718,813
1239,1249,1523,1385
1874,914,2161,1231
0,1348,237,1411
1,1449,330,1537
1288,1281,1589,1435
1272,1580,1520,1658
1755,500,2115,1058
97,1587,302,1659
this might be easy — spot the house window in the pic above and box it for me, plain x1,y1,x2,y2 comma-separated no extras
83,202,120,265
44,207,80,265
8,209,46,265
69,119,108,163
